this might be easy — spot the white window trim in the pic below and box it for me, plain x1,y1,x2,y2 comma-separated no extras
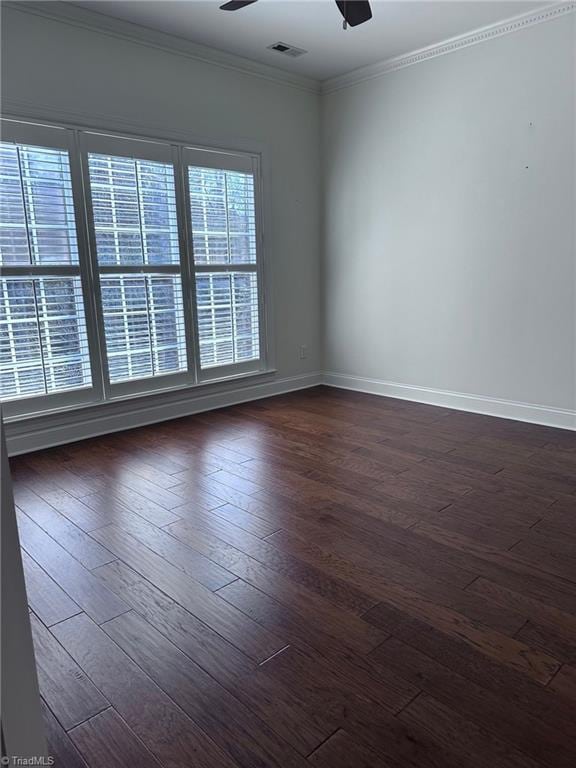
0,116,273,420
78,134,196,399
183,146,267,383
0,121,105,415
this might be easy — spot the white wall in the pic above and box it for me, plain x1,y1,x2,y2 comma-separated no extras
1,3,322,380
322,15,575,417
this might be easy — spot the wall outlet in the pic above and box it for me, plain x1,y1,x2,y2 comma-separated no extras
299,345,308,360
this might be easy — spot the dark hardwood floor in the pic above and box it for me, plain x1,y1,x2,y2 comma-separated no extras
11,385,576,768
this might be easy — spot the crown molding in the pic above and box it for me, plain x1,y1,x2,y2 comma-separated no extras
322,2,575,94
3,2,574,100
2,1,320,95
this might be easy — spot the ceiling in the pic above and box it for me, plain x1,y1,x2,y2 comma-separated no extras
76,1,549,81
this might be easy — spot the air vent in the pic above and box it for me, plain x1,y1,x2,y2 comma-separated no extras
267,41,307,58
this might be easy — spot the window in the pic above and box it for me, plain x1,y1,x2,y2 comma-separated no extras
186,151,261,374
0,124,95,409
82,134,190,393
0,119,267,417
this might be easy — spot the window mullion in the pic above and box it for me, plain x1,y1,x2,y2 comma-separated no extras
98,264,180,275
193,263,256,273
68,129,107,401
1,265,79,276
173,144,200,383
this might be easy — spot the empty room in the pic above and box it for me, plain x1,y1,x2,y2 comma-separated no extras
1,0,575,766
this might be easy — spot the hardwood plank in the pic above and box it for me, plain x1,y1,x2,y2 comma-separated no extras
261,527,507,630
420,513,523,550
93,560,335,755
82,486,180,527
15,487,115,569
216,575,383,660
51,613,241,768
89,524,285,662
90,470,185,510
209,469,264,496
497,464,576,496
257,512,526,633
207,502,282,538
371,637,576,768
508,538,576,582
216,578,418,713
103,611,311,768
69,708,162,768
411,522,576,614
41,699,89,768
261,644,465,768
366,604,571,732
97,512,236,591
516,621,576,665
19,453,101,498
167,520,386,654
166,515,378,615
94,446,182,489
22,550,81,627
17,511,129,624
308,730,390,768
468,578,576,641
372,474,466,512
78,491,169,531
171,473,267,512
31,487,109,532
371,625,575,739
363,598,559,684
398,693,540,768
31,613,109,730
549,664,576,704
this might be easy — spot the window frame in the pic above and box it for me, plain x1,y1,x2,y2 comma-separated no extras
0,117,271,419
0,119,105,419
183,146,268,383
78,132,197,400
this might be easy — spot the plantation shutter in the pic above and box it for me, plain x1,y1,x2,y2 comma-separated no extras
184,148,263,376
0,124,94,406
82,133,191,394
1,120,268,417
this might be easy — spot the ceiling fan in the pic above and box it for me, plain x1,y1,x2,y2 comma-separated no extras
219,1,373,29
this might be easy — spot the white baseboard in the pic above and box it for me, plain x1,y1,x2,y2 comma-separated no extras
6,372,322,456
6,368,575,455
322,372,576,431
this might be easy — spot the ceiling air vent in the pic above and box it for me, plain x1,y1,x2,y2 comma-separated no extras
267,41,307,58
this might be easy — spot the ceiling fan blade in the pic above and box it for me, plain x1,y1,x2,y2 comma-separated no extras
335,1,372,27
220,0,258,9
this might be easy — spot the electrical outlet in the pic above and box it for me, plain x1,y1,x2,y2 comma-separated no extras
299,345,308,360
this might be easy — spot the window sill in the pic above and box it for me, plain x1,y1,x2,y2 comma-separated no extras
3,367,278,425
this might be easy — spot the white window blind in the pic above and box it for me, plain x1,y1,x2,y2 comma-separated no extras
0,137,92,401
188,164,261,371
86,148,187,386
